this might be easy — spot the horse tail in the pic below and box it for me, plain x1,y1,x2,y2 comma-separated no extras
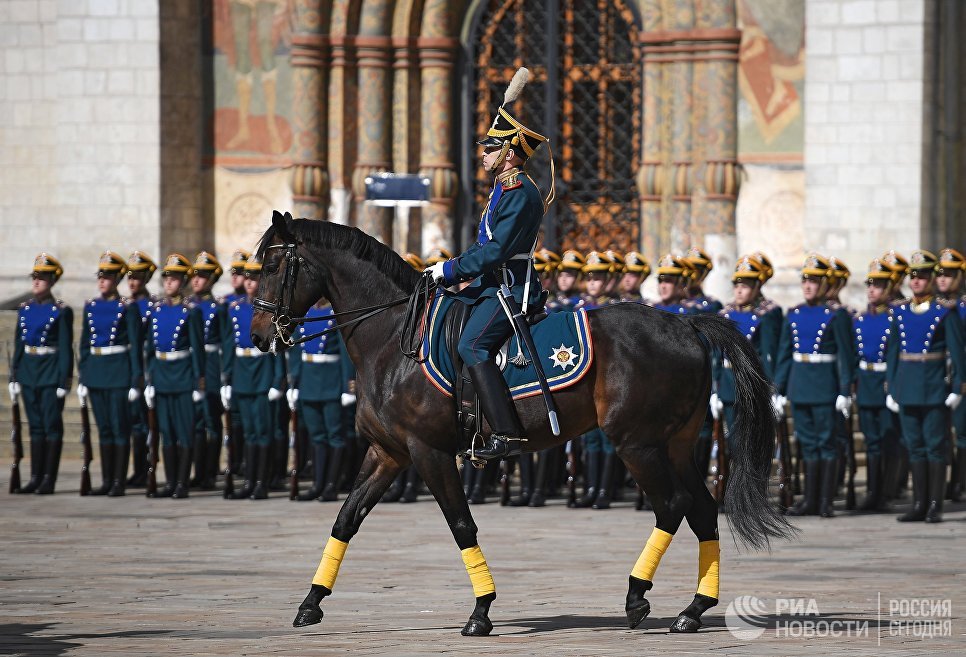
687,313,798,551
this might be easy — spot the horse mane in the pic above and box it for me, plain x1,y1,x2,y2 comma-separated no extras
256,218,421,293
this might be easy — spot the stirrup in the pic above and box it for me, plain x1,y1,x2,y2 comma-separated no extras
465,433,488,470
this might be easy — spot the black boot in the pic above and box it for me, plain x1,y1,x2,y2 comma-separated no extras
897,461,928,521
127,432,147,487
157,446,177,498
190,430,206,488
173,445,192,498
231,444,255,499
297,444,327,501
529,450,549,507
400,466,420,503
893,448,910,499
575,451,600,508
858,454,884,512
948,449,965,502
509,454,533,506
787,460,820,516
383,471,405,502
925,461,946,523
91,443,115,496
203,433,220,489
17,439,46,494
36,440,62,494
819,458,838,518
593,453,616,510
463,361,525,461
109,441,130,497
251,445,269,499
321,446,344,501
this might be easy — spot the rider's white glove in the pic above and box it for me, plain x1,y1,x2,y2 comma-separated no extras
424,262,446,283
192,390,204,403
771,394,786,419
267,387,283,402
127,387,141,402
886,394,899,414
945,393,963,410
708,393,723,420
286,388,299,411
341,392,357,407
76,384,88,405
8,382,20,401
835,394,851,419
144,385,156,409
220,385,232,410
55,387,67,399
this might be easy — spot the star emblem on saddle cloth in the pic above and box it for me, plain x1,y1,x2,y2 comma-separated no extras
549,343,577,370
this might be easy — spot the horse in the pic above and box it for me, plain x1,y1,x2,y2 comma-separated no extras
250,212,795,636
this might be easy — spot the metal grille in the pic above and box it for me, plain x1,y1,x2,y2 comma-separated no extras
469,0,641,253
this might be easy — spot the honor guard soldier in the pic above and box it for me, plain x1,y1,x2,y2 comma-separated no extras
886,250,965,523
826,257,855,314
880,250,910,305
225,249,251,304
653,254,695,314
221,257,285,499
579,251,616,309
618,252,650,303
287,298,355,502
535,248,561,293
935,248,966,501
424,67,554,461
853,258,901,512
774,253,854,518
187,251,226,489
124,251,157,486
684,247,723,314
546,250,584,313
603,250,625,298
77,252,143,496
710,256,783,448
10,254,73,494
144,254,205,499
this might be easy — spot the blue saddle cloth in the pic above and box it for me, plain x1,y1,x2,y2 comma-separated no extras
420,291,594,400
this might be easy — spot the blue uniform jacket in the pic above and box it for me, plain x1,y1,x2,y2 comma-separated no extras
145,298,204,394
774,303,854,404
12,298,74,389
886,298,965,406
190,293,227,388
852,304,892,407
79,296,143,389
715,299,783,403
222,298,284,395
441,168,544,307
286,305,355,402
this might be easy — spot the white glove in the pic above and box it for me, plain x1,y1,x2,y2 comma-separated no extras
267,387,283,402
76,384,89,405
886,394,899,414
771,394,786,419
945,393,963,410
424,262,445,283
55,387,67,399
220,385,231,410
127,387,141,402
286,388,299,411
192,390,204,403
708,393,723,421
8,381,21,401
835,395,851,419
341,392,357,407
144,385,156,409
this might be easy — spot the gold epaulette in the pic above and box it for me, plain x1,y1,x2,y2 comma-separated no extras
498,168,523,190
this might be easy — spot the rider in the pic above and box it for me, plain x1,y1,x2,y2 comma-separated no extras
425,70,553,461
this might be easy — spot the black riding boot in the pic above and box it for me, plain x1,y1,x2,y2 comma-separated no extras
575,451,600,508
321,446,344,501
787,460,819,516
464,361,525,461
925,461,946,523
17,439,46,494
897,461,928,521
594,453,616,510
36,440,62,494
173,445,192,498
858,454,884,512
128,432,147,487
109,440,130,497
251,445,269,499
231,444,255,499
468,462,488,504
156,446,177,498
529,450,549,507
509,454,533,506
819,458,838,518
297,444,327,501
383,471,405,502
892,447,910,499
91,443,115,496
400,466,420,503
948,449,966,502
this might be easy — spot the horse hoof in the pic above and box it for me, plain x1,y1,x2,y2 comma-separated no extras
626,599,650,629
293,606,323,627
669,614,701,633
461,616,493,636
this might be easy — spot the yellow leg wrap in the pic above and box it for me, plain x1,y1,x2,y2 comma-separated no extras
631,528,673,582
311,537,349,589
461,545,496,598
696,540,720,599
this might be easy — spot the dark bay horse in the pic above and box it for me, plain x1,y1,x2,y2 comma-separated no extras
250,213,795,636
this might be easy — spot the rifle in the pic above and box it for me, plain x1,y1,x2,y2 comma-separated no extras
9,388,22,494
845,406,857,510
288,404,299,500
499,457,513,506
79,393,92,496
710,416,729,503
222,408,234,498
776,411,794,510
145,401,159,497
565,440,577,508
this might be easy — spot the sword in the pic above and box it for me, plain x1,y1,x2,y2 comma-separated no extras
497,284,560,436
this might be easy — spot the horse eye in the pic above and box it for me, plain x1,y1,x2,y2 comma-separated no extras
264,263,279,274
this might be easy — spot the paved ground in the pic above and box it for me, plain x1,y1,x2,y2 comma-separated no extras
2,461,965,656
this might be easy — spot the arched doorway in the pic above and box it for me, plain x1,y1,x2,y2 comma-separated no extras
463,0,642,253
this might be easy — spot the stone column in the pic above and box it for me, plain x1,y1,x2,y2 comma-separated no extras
638,0,668,257
391,36,421,253
290,0,329,220
327,34,358,225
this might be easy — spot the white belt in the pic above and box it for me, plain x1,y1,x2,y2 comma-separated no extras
302,353,339,364
204,344,220,354
793,352,836,363
721,358,732,369
91,344,130,356
156,349,190,361
859,360,887,372
24,346,58,355
235,347,265,358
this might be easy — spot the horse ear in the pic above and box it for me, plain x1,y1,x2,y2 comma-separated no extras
272,210,294,241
